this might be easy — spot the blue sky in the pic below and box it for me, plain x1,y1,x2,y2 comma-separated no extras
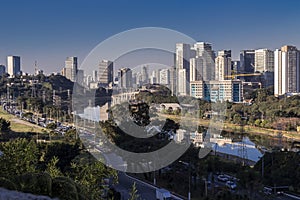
1,0,300,74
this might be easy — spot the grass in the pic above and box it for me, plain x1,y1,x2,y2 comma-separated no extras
0,109,44,133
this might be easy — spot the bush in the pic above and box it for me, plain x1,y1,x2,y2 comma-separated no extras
0,177,17,190
52,176,78,200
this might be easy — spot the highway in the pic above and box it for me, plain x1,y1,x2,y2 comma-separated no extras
115,172,183,200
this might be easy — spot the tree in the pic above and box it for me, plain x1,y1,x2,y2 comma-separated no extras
129,182,140,200
0,117,10,132
46,156,63,178
0,138,38,176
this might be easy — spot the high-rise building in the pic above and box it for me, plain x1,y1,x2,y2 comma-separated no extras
255,49,274,72
98,60,113,87
0,65,6,76
190,42,215,81
178,69,187,95
119,68,132,89
169,66,177,96
190,80,243,102
159,69,170,85
176,43,191,95
62,57,78,82
240,50,255,73
7,56,21,77
92,70,98,82
190,57,204,81
231,61,240,74
192,42,215,81
215,50,232,81
76,69,84,85
141,65,149,85
274,45,300,96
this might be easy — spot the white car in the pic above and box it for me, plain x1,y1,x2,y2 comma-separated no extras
225,181,237,189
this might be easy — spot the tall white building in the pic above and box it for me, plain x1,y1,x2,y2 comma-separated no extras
7,56,21,77
255,49,274,72
215,50,231,81
176,43,191,95
159,69,170,85
62,57,78,82
274,45,300,96
178,69,187,95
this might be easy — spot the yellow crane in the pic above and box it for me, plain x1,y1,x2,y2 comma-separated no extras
225,73,262,80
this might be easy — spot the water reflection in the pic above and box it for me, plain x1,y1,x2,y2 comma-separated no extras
212,136,262,162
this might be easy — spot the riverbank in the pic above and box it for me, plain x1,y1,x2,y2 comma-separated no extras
158,113,300,142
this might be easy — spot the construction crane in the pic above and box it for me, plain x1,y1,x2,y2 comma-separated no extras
225,73,262,80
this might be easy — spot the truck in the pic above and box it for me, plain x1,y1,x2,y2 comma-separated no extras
156,188,172,200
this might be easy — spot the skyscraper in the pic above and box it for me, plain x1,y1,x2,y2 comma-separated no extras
119,68,132,89
231,61,240,74
240,50,255,73
7,56,21,77
274,45,300,96
92,70,98,82
159,69,170,85
176,43,191,95
62,57,78,82
254,49,274,72
190,57,204,81
190,42,215,81
141,65,149,85
0,65,6,76
215,50,232,81
98,60,113,87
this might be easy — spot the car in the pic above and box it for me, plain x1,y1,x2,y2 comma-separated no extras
217,175,229,182
225,181,237,190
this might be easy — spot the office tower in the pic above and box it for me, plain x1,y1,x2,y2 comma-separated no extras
62,57,78,82
159,69,170,85
177,69,187,95
141,65,149,84
7,56,21,77
190,42,215,81
215,50,232,81
76,69,84,85
0,65,5,76
119,68,132,89
169,66,176,96
254,49,274,72
240,50,255,73
150,70,157,84
135,72,142,87
176,43,191,95
98,60,113,87
231,61,240,74
190,80,243,102
92,70,98,82
190,57,203,81
274,45,300,96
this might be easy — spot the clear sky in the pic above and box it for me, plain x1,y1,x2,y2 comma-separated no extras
1,0,300,74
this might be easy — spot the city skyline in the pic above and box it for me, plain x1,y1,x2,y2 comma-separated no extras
1,0,300,73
